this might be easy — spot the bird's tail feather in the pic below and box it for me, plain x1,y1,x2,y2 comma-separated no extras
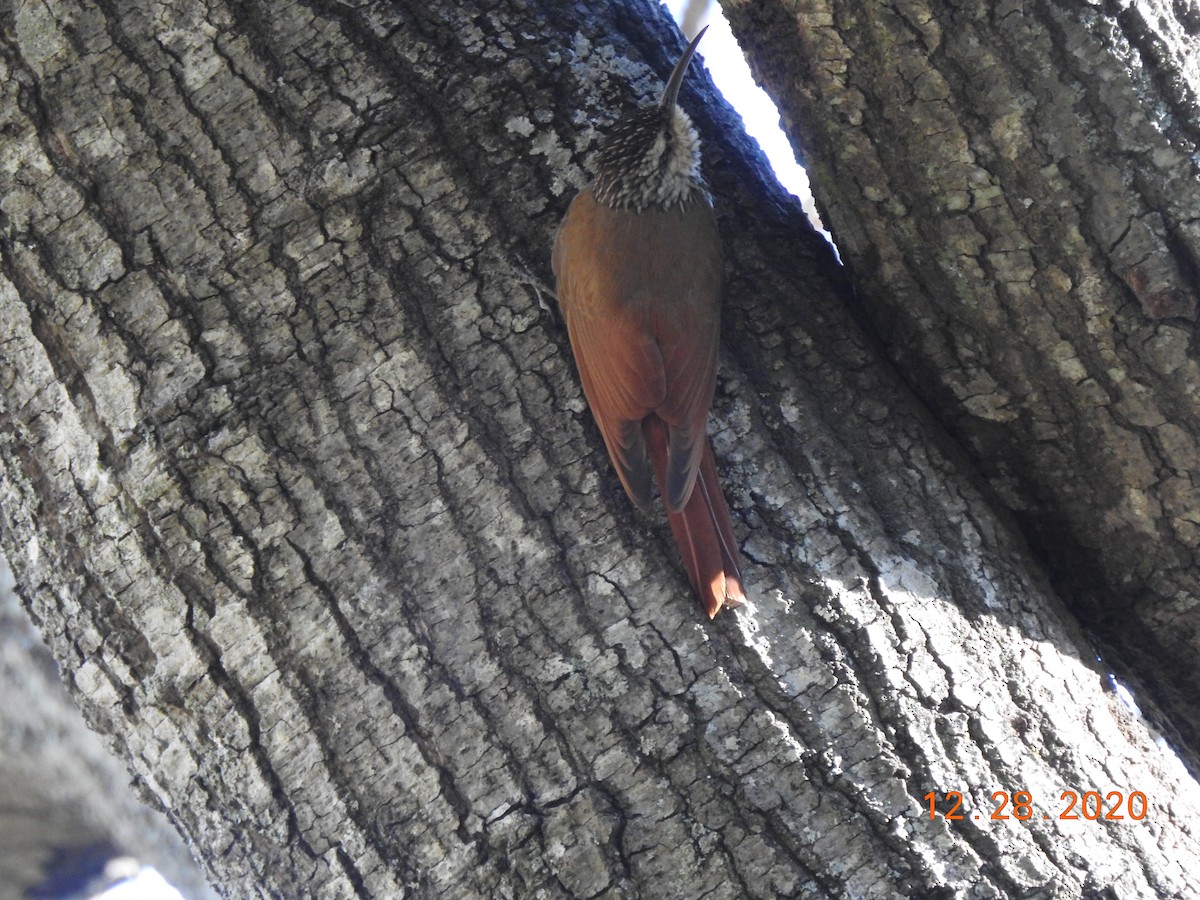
646,418,746,617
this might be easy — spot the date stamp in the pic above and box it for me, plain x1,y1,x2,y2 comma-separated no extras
924,790,1148,822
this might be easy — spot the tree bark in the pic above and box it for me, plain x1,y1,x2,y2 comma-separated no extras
723,0,1200,769
1,1,1198,897
0,556,213,898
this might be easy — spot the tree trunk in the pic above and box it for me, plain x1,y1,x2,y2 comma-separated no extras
723,0,1200,769
0,557,213,898
1,1,1198,897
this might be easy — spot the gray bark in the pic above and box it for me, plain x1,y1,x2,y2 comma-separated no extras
0,555,212,898
722,0,1200,767
1,0,1198,897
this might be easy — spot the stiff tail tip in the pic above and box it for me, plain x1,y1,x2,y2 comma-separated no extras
665,441,747,619
643,417,746,618
702,568,746,619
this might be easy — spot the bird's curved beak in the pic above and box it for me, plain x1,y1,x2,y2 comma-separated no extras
660,25,708,110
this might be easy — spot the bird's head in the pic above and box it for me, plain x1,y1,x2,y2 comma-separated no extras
592,27,709,212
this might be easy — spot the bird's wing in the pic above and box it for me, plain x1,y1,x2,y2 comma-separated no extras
553,190,663,509
553,190,722,513
655,298,720,512
651,201,722,513
564,308,662,509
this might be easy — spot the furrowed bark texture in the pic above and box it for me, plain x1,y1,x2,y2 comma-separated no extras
0,558,213,898
2,0,1199,897
723,0,1200,765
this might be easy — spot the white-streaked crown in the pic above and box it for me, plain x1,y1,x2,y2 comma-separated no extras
591,104,705,212
589,29,710,211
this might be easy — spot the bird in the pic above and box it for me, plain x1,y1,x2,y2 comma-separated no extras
552,26,746,618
